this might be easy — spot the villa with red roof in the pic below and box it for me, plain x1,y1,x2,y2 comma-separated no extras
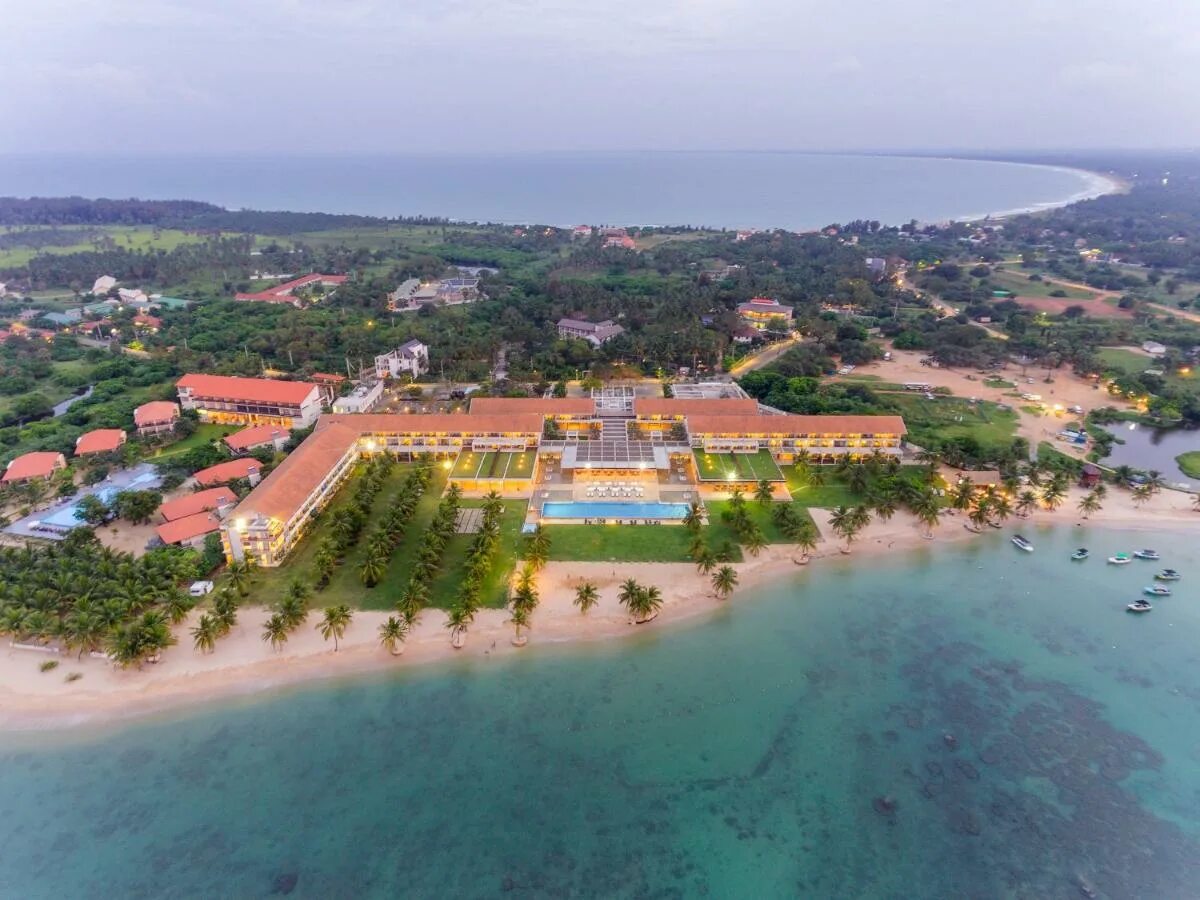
224,425,291,455
74,429,127,457
234,274,346,307
3,451,67,483
156,512,223,549
159,486,237,522
736,297,793,330
193,458,262,488
176,374,325,428
133,401,180,436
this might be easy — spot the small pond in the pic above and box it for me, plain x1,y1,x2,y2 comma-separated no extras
1102,422,1200,488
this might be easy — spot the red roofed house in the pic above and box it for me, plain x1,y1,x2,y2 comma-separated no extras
176,374,325,428
193,458,262,488
132,314,162,332
736,297,793,330
158,487,238,522
3,451,67,483
234,274,347,307
156,512,222,549
224,425,291,455
74,429,127,457
134,401,180,436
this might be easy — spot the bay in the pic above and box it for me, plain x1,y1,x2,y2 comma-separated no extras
0,152,1109,230
2,524,1199,898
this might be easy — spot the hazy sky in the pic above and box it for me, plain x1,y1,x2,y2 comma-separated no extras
2,0,1197,154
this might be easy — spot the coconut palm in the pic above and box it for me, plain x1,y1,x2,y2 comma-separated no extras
682,501,703,532
191,613,220,654
989,494,1013,524
694,547,717,575
525,525,551,571
317,605,352,651
446,604,474,647
754,480,774,505
227,560,255,597
968,502,991,532
1132,484,1153,507
573,581,599,614
262,613,289,651
277,595,309,631
1146,470,1165,494
1077,491,1102,519
949,479,975,512
618,579,642,610
632,585,664,623
711,565,738,600
828,505,871,553
360,545,388,587
793,520,820,560
806,467,826,488
378,615,409,655
1041,482,1066,511
743,527,767,557
847,464,871,496
1015,490,1039,518
509,605,530,646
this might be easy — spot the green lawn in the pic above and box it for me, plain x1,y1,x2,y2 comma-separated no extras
693,449,784,482
1097,347,1200,398
545,524,700,562
705,500,815,544
988,270,1097,300
1176,451,1200,479
149,424,239,461
0,226,223,268
890,394,1019,453
421,499,526,610
450,450,536,481
783,467,860,508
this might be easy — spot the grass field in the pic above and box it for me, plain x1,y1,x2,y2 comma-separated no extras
149,424,239,461
450,450,535,480
1176,451,1200,479
890,394,1019,453
0,226,226,268
693,450,784,482
705,500,815,544
1097,348,1200,397
989,270,1096,300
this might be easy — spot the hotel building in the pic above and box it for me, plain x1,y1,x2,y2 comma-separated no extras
222,395,905,567
176,374,325,428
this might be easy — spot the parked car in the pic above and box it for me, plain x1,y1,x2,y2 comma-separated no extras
189,580,215,597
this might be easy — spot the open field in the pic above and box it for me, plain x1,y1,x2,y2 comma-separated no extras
1097,348,1200,397
545,524,702,562
990,269,1097,300
704,500,816,543
0,226,228,268
988,267,1132,318
889,393,1020,452
692,449,784,482
451,449,535,480
149,424,240,461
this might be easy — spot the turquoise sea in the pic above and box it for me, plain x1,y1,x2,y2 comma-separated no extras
3,524,1200,898
0,152,1107,230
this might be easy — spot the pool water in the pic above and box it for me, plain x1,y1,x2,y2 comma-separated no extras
541,501,690,520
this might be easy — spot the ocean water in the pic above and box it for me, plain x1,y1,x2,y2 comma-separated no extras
0,153,1107,230
3,524,1199,899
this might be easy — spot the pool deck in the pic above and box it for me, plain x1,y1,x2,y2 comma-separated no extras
4,464,163,540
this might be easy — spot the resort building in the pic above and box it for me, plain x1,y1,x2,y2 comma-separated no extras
2,451,67,483
332,381,384,414
91,275,117,295
192,458,262,488
133,401,180,437
222,394,906,567
223,424,291,455
375,341,429,379
234,274,347,306
176,374,325,428
74,428,127,457
158,487,237,522
156,512,222,549
737,297,794,330
556,318,625,346
386,277,481,311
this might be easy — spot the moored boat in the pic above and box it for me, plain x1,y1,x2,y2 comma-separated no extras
1127,599,1153,613
1134,549,1160,560
1108,553,1132,565
1156,569,1182,582
1011,535,1034,552
1071,548,1089,561
1144,585,1172,596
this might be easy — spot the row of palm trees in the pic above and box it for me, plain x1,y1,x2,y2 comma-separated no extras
358,465,433,587
0,531,202,668
312,455,396,589
445,492,508,647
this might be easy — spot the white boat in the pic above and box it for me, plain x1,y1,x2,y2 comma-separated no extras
1156,569,1182,582
1108,554,1133,565
1134,549,1160,560
1011,535,1034,552
1126,600,1153,614
1144,585,1172,596
1071,548,1089,561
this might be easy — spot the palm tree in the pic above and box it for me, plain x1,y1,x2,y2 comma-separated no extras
847,464,871,496
754,480,774,505
794,520,819,561
1146,470,1165,494
1041,482,1066,511
262,613,289,652
525,525,551,571
446,604,473,647
968,502,991,532
711,565,738,600
630,585,664,623
277,595,309,631
1015,490,1039,518
378,615,409,655
1077,491,1102,519
573,581,599,614
1132,484,1153,507
482,490,504,518
912,492,941,539
743,528,767,557
682,501,703,532
618,578,642,610
191,613,219,654
317,604,352,651
949,479,975,512
694,547,717,574
1193,492,1200,513
509,605,530,646
806,467,826,489
227,560,255,597
828,505,871,553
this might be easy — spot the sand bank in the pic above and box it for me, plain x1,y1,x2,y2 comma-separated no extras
1,485,1196,731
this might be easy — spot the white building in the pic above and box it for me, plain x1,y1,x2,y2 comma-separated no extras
557,317,625,346
375,340,430,379
1142,341,1167,356
332,380,384,414
91,275,117,295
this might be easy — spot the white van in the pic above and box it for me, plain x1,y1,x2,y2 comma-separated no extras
189,580,215,597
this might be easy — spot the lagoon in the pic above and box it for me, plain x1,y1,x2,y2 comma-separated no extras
1104,422,1200,489
2,525,1199,897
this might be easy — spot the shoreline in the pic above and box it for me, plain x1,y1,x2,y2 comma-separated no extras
2,487,1196,734
949,162,1127,223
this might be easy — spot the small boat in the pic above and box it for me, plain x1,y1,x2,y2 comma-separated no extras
1144,585,1172,596
1156,569,1182,582
1126,600,1153,614
987,521,1002,529
1071,548,1089,561
1108,553,1132,565
1134,549,1160,561
1011,535,1034,552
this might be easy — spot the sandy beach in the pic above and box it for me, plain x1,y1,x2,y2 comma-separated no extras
2,485,1196,731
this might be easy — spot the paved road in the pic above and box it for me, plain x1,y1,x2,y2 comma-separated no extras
728,336,803,375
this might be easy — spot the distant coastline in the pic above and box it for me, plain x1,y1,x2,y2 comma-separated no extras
947,161,1127,223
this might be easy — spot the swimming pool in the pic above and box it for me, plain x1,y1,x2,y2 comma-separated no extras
541,501,690,520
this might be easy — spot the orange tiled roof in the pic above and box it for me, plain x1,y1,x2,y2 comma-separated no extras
2,451,65,482
158,487,237,522
156,512,221,545
231,423,361,524
192,458,261,487
176,374,319,406
634,398,759,417
686,414,907,436
468,397,593,416
224,424,290,452
322,413,544,434
74,428,126,456
134,401,179,427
